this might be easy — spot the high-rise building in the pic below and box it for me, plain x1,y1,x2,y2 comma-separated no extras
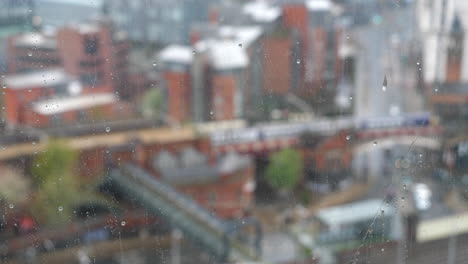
0,0,35,73
103,0,213,45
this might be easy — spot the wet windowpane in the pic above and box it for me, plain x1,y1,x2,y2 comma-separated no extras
0,0,467,263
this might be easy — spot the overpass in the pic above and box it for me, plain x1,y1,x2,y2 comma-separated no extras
0,113,438,160
107,163,262,263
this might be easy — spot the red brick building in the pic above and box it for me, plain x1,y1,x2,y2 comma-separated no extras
282,3,308,91
159,45,193,123
209,42,248,121
7,21,129,95
56,24,113,94
262,30,294,95
2,68,130,128
3,69,68,126
103,134,255,219
301,131,352,173
7,32,60,73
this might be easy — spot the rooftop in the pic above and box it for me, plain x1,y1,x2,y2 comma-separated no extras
417,212,468,242
4,68,70,90
154,150,250,185
243,0,281,23
32,93,117,115
316,199,395,227
208,40,249,70
218,25,263,47
158,45,193,65
14,32,56,49
306,0,332,11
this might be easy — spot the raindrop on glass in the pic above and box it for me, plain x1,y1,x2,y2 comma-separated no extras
238,43,242,47
9,204,14,209
58,206,63,212
381,248,385,252
382,75,387,92
296,59,301,64
105,127,111,133
121,221,126,226
28,51,33,57
346,135,351,140
152,62,157,67
373,141,378,146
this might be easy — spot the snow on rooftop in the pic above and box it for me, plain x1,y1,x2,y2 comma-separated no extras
306,0,332,11
4,69,70,89
219,26,262,47
316,199,395,228
15,33,56,49
209,40,249,70
243,0,280,23
159,45,193,64
76,23,100,34
32,93,117,115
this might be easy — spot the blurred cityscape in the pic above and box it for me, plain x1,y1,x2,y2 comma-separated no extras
0,0,467,263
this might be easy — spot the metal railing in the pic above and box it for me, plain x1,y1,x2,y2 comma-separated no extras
109,163,260,262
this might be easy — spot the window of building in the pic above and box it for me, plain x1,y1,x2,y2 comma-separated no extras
84,36,99,55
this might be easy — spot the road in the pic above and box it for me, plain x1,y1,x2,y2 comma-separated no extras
352,2,426,182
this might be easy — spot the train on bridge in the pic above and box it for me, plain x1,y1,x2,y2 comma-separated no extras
211,112,436,145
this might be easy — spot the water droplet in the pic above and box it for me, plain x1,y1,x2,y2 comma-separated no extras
381,248,385,252
401,196,405,201
373,141,378,146
346,135,351,140
58,206,63,212
121,221,126,226
434,88,438,92
382,75,387,92
296,59,301,64
403,184,406,190
152,62,157,67
9,204,14,209
28,51,33,57
238,43,242,47
105,127,111,133
349,96,353,100
416,62,420,65
192,50,196,55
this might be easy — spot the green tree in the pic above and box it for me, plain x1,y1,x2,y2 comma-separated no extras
30,140,81,225
265,148,303,191
141,88,164,118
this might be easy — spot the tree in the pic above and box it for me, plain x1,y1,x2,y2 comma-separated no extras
265,148,303,191
141,88,164,118
30,140,81,225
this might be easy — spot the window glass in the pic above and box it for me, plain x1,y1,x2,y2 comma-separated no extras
0,0,467,263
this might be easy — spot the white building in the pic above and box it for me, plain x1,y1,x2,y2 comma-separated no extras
416,0,468,83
